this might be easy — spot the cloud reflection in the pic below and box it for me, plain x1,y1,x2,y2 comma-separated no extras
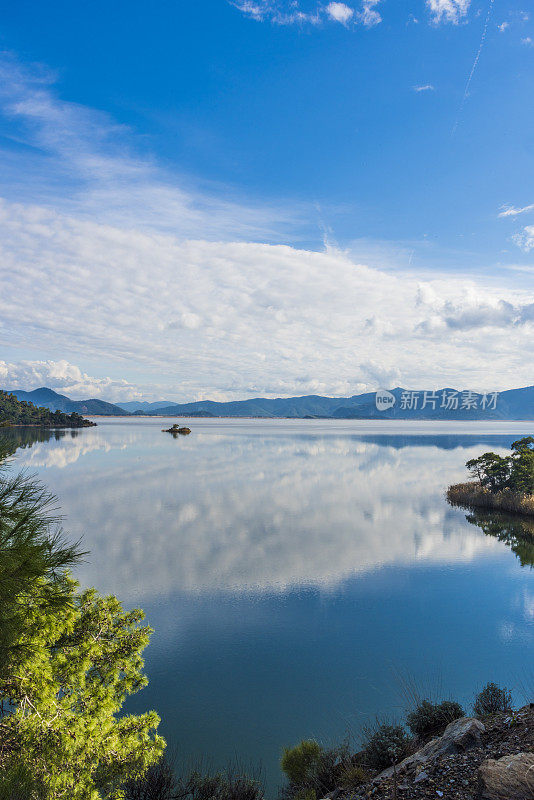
7,423,511,601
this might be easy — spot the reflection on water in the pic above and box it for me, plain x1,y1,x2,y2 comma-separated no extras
4,420,534,792
1,422,518,599
462,509,534,568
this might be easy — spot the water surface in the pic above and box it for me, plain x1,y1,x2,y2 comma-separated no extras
4,418,534,791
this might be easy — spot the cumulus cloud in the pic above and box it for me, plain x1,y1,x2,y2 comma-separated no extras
326,2,354,24
1,199,533,399
0,359,141,401
426,0,471,24
0,54,533,402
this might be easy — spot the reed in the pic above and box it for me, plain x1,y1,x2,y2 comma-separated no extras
447,482,534,517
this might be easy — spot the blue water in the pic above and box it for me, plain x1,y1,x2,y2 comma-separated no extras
5,418,534,792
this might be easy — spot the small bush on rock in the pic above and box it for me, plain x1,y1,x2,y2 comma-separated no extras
362,724,412,771
406,699,465,737
281,741,322,786
339,764,370,790
280,740,353,799
473,682,513,717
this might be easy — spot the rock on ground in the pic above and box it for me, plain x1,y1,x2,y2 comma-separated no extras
478,752,534,800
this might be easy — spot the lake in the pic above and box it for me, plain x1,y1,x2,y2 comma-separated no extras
3,418,534,792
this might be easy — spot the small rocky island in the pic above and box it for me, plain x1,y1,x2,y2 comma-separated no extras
162,423,191,435
447,436,534,518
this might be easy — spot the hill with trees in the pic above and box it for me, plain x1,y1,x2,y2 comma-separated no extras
0,391,95,428
10,387,127,416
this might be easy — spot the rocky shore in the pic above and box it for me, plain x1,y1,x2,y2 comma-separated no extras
334,706,534,800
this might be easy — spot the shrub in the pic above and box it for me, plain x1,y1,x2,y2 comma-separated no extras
281,741,323,787
473,683,513,717
362,724,412,771
280,741,352,798
175,767,264,800
123,755,176,799
339,764,370,790
406,699,464,737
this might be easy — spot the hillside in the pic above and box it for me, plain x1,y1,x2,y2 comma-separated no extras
138,386,534,420
116,400,175,412
0,391,95,428
6,385,534,420
10,388,128,416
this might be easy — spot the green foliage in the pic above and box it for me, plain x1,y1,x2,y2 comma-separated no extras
280,740,353,799
473,683,513,717
465,437,534,496
0,451,84,670
0,576,165,798
406,699,464,738
281,741,322,786
0,761,42,800
0,391,93,428
362,724,412,771
338,764,370,790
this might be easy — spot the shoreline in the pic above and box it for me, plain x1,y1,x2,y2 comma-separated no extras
447,481,534,518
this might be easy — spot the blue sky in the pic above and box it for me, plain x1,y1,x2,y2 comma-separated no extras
0,0,533,400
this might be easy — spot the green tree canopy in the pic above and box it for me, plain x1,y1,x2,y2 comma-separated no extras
0,448,165,798
0,578,165,799
465,437,534,495
0,445,83,671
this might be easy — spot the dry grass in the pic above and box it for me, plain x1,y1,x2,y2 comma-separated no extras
447,482,534,518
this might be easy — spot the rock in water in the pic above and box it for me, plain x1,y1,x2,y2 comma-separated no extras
478,752,534,799
162,425,191,435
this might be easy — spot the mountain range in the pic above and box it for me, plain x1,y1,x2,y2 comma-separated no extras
6,385,534,420
10,387,127,416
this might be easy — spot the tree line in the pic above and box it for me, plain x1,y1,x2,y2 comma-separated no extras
0,391,94,428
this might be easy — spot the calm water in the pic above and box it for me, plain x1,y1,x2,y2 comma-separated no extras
4,418,534,791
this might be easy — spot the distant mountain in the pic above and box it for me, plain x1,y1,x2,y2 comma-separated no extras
116,400,175,412
6,385,534,420
138,386,534,420
10,388,128,416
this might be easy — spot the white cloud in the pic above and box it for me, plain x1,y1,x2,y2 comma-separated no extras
359,0,382,27
498,21,509,31
499,203,534,217
0,359,141,401
1,199,533,399
513,225,534,252
326,2,354,24
231,0,373,27
0,54,533,402
522,36,533,45
413,84,435,92
426,0,471,25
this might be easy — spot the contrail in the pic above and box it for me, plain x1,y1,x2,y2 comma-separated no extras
452,0,495,135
